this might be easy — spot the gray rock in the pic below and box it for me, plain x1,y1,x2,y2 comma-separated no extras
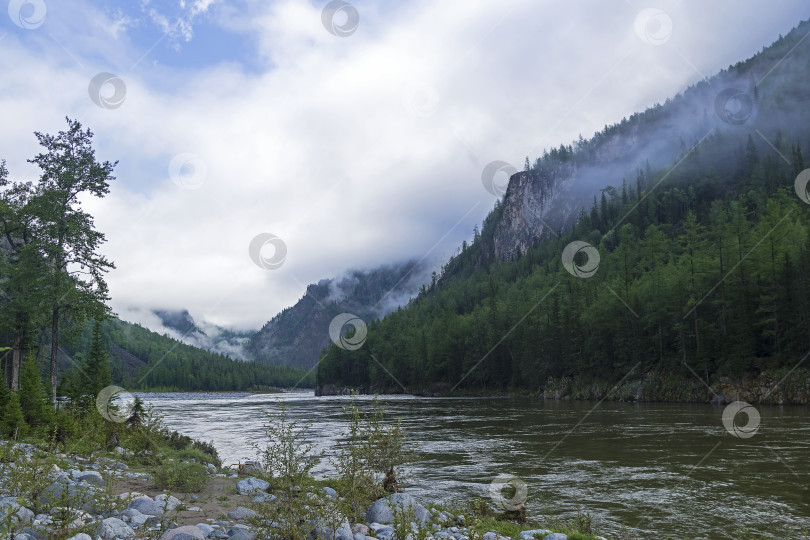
352,524,370,535
98,517,135,539
518,530,552,539
196,523,215,536
227,524,254,539
543,535,567,540
251,493,276,503
321,486,338,499
483,533,497,540
455,515,465,527
354,534,366,540
0,497,35,525
236,477,269,495
77,471,106,486
155,494,183,511
128,496,165,516
365,494,431,525
227,506,257,520
65,534,93,540
13,534,34,540
21,528,45,540
160,525,207,540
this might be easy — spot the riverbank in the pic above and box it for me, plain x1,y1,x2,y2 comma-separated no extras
0,440,608,540
317,368,810,404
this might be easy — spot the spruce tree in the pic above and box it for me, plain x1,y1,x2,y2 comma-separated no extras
86,321,112,397
2,392,28,439
18,354,50,427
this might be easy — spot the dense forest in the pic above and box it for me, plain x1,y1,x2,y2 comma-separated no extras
0,119,312,400
317,24,810,396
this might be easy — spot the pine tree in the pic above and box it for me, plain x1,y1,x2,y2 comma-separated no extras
18,354,50,427
86,321,112,397
2,392,28,439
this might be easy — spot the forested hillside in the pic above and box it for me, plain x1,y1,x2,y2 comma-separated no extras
62,317,312,391
317,21,810,397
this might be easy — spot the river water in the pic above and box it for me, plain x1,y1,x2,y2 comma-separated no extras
139,391,810,539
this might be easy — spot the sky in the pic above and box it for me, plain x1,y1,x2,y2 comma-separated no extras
0,0,807,333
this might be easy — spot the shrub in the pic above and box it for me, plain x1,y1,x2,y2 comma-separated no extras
152,459,208,492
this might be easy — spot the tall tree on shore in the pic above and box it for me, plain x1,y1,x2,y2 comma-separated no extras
0,160,44,390
26,118,116,403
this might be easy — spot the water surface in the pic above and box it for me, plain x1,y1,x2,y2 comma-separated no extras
140,392,810,539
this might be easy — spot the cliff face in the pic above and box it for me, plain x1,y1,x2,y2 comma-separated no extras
493,163,578,260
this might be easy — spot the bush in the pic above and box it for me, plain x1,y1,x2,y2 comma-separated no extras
152,459,208,492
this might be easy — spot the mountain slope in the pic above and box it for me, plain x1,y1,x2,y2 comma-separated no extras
247,261,429,369
317,20,810,401
53,317,312,391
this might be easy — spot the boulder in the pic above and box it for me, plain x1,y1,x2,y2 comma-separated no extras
352,524,370,536
0,497,35,525
321,487,338,499
365,494,431,525
227,507,257,520
128,496,165,516
227,524,254,539
196,523,215,536
236,477,269,495
65,534,93,540
155,494,183,512
518,530,552,539
543,535,567,540
160,525,207,540
98,517,135,539
76,471,106,486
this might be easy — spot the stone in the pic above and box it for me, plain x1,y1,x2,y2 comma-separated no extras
365,494,431,525
196,523,215,536
543,535,567,540
77,471,106,486
321,486,338,499
155,494,183,511
0,497,35,525
66,534,93,540
227,506,257,520
98,517,135,539
352,524,370,536
227,524,254,539
160,525,207,540
236,477,269,495
518,530,552,539
455,515,465,527
128,496,165,516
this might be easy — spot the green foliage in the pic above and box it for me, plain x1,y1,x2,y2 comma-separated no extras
249,405,325,540
18,355,50,428
333,397,417,520
1,392,28,439
152,459,208,492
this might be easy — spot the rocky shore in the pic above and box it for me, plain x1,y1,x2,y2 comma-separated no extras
0,441,604,540
318,369,810,404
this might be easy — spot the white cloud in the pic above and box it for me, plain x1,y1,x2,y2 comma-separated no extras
0,0,806,333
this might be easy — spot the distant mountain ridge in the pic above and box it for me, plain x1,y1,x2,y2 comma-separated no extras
246,261,429,369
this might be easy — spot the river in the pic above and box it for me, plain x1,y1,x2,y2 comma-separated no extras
139,391,810,539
